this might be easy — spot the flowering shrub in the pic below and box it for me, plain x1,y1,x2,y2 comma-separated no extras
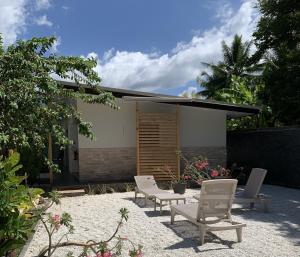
215,165,231,177
35,192,142,257
181,153,231,185
160,152,231,186
181,155,212,184
159,164,189,184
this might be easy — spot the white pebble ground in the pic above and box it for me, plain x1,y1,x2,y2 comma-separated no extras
23,185,300,257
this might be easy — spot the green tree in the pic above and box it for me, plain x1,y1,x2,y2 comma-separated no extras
198,34,264,98
214,75,274,129
253,0,300,125
0,36,116,172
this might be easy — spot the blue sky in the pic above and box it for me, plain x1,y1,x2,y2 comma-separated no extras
0,0,258,96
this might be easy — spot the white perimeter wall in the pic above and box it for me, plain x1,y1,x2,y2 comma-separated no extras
77,99,226,148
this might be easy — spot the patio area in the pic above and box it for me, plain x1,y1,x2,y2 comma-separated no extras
23,185,300,257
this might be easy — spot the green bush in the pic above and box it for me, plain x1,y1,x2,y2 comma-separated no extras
0,152,43,256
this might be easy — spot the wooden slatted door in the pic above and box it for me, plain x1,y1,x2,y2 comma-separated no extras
137,109,180,181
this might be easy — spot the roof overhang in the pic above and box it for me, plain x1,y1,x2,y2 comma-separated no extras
59,80,260,118
122,96,260,118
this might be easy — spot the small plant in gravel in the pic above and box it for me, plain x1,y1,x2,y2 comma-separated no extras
35,192,142,257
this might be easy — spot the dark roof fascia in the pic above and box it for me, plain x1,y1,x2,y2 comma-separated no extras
59,80,260,115
59,80,169,98
122,96,260,114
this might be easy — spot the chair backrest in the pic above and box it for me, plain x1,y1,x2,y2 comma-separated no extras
197,179,237,222
134,175,158,190
244,168,267,198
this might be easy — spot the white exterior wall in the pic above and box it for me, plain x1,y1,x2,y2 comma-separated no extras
78,99,136,148
76,99,227,181
180,106,226,147
77,100,226,149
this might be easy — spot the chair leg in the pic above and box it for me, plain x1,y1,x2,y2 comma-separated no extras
145,196,148,206
170,208,176,224
134,190,137,202
236,227,243,242
227,212,232,222
199,225,206,245
262,198,270,212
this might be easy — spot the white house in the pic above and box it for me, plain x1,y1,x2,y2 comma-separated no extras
61,81,259,183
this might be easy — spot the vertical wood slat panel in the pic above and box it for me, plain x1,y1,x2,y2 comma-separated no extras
136,102,140,175
176,105,180,179
136,109,180,181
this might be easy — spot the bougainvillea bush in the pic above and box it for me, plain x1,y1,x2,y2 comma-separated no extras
181,153,231,185
160,152,231,186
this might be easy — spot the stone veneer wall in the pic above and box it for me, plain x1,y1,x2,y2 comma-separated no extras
78,146,226,182
181,147,227,169
78,147,136,182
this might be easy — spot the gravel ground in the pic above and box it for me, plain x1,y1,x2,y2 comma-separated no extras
23,185,300,257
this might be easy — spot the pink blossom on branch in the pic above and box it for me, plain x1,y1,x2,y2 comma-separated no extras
184,175,191,180
51,214,61,230
210,169,219,177
103,251,112,257
129,249,142,257
96,252,112,257
53,214,60,223
195,160,209,170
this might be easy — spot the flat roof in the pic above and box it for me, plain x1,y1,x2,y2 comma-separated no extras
60,80,260,118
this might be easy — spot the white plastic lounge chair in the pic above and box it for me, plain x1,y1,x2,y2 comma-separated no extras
134,175,169,206
171,179,246,245
234,168,270,212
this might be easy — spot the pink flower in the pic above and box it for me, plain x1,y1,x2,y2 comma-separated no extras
52,214,61,229
129,249,142,257
195,160,209,170
184,175,191,180
53,214,60,223
211,169,219,177
103,251,112,257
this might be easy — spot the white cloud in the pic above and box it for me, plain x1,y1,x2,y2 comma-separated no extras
50,36,61,53
35,0,51,10
179,86,198,98
0,0,53,45
0,0,27,45
90,0,259,92
35,15,52,26
103,48,115,62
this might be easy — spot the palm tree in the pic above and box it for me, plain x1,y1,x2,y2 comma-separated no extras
198,35,264,98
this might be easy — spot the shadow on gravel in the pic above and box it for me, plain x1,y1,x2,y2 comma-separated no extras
233,185,300,246
122,196,156,209
161,221,236,253
144,210,171,217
